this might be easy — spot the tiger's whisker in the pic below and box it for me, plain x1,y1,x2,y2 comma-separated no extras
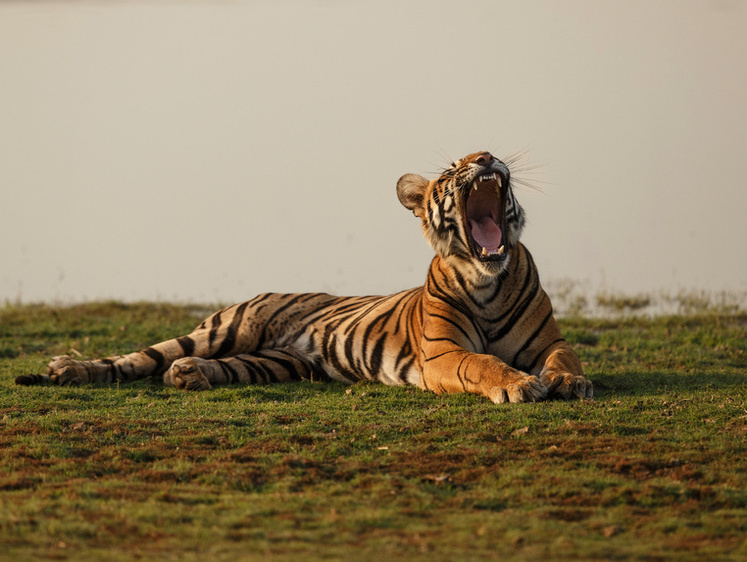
511,177,546,193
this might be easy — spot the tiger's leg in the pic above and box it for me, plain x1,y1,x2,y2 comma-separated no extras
39,295,332,387
418,305,548,404
163,346,328,390
538,343,593,399
43,300,258,386
420,350,549,404
44,335,199,386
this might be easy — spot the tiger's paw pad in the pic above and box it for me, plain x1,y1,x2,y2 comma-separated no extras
164,358,212,391
490,376,548,404
542,372,593,400
47,356,89,386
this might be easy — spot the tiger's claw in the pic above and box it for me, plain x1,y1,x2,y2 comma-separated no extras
490,375,548,404
541,371,593,400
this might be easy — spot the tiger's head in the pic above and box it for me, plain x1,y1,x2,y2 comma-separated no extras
397,151,525,275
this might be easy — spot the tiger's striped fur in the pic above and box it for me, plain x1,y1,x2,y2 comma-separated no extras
16,151,592,403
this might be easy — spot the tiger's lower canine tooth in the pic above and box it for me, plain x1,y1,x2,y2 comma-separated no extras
497,245,505,256
481,247,488,257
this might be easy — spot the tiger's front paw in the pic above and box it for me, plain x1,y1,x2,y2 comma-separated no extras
490,374,548,404
541,371,593,400
164,358,212,391
47,356,89,386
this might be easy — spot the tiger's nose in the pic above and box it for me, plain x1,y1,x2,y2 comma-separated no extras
474,152,493,166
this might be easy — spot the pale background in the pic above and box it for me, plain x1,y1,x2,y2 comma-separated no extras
1,0,745,304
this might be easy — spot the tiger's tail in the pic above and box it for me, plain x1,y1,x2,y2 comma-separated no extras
15,374,51,386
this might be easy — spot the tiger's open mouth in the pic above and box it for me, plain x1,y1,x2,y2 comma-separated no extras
465,173,507,262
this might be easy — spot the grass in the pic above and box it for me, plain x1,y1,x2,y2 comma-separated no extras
1,301,746,560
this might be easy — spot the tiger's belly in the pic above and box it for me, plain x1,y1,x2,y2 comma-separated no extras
256,289,424,387
288,327,421,387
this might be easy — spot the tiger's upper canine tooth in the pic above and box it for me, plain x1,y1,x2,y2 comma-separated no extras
497,176,502,188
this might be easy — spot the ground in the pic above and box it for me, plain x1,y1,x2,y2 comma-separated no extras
1,302,745,560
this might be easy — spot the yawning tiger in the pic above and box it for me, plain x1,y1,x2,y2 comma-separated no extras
17,151,592,403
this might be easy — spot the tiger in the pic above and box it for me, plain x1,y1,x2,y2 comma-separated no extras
16,151,592,403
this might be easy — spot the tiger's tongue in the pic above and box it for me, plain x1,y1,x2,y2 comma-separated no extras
469,216,502,251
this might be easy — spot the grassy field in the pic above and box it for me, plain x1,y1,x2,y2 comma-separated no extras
1,301,746,560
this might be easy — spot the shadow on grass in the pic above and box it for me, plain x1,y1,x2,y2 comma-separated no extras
22,369,743,405
591,371,747,398
230,380,354,402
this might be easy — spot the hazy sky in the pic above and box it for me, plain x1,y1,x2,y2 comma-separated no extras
1,0,745,304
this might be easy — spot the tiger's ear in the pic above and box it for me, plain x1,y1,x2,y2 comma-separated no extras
396,174,429,218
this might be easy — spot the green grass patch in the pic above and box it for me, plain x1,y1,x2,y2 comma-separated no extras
1,302,746,560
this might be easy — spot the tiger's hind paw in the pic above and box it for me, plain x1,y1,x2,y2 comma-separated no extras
47,356,90,386
164,358,212,391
